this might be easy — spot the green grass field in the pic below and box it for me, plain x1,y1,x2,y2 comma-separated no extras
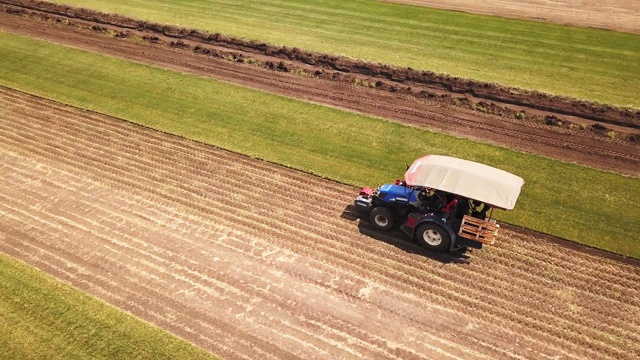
0,254,217,360
49,0,640,108
1,31,638,258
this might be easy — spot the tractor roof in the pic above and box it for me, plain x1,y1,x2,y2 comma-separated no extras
404,155,525,210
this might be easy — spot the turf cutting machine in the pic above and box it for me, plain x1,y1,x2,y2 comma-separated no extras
354,155,524,251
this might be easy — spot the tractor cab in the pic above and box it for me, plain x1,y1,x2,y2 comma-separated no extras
355,155,524,252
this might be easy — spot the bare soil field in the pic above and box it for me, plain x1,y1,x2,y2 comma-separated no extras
1,0,640,177
385,0,640,34
2,87,640,359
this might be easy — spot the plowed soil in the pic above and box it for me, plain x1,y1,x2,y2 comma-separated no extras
386,0,640,34
2,87,640,359
1,0,640,178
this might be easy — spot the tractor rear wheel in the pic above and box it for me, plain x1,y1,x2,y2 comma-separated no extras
369,207,395,231
416,223,451,251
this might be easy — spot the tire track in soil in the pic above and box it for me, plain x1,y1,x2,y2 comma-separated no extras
5,91,640,292
1,165,484,358
0,162,576,360
2,88,636,356
2,92,636,298
1,123,636,358
1,89,640,359
0,159,491,360
0,134,540,358
3,101,637,338
5,148,624,360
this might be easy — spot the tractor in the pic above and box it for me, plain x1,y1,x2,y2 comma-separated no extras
354,155,524,251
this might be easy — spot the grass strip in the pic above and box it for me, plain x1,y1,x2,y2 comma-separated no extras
0,31,638,258
0,253,218,360
49,0,640,108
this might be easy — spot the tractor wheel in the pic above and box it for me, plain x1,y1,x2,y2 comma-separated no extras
416,223,451,251
369,207,395,231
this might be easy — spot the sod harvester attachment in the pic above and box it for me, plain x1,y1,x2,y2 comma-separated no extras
355,155,525,251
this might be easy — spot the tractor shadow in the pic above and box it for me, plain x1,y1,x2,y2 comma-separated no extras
341,205,471,265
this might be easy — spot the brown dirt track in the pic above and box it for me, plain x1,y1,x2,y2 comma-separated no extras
386,0,640,34
2,87,640,359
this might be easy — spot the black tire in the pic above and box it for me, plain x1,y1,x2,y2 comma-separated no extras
416,223,451,251
369,207,395,231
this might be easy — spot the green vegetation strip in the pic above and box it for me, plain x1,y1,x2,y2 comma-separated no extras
0,254,217,360
0,32,638,258
50,0,640,108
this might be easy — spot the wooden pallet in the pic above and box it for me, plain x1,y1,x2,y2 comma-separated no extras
457,215,499,245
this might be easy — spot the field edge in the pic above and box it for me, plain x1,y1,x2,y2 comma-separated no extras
0,253,219,360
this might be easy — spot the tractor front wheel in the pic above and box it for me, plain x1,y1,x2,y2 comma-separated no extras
369,207,395,231
416,223,451,251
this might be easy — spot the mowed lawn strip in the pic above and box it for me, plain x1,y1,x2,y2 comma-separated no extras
0,254,218,360
49,0,640,108
0,32,638,258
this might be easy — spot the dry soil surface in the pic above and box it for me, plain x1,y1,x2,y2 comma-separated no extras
1,87,639,360
385,0,640,34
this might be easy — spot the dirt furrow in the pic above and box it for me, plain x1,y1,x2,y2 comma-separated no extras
3,74,633,164
2,107,636,354
5,100,640,296
4,0,640,130
0,168,480,359
0,150,504,358
491,235,640,291
0,226,287,360
0,158,510,360
2,105,636,340
2,89,640,358
0,92,353,197
0,153,580,360
3,121,636,340
0,139,628,358
4,84,632,153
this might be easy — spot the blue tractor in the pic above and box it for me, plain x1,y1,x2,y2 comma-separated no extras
355,155,524,252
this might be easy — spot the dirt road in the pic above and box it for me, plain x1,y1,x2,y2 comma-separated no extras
386,0,640,34
1,87,639,359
